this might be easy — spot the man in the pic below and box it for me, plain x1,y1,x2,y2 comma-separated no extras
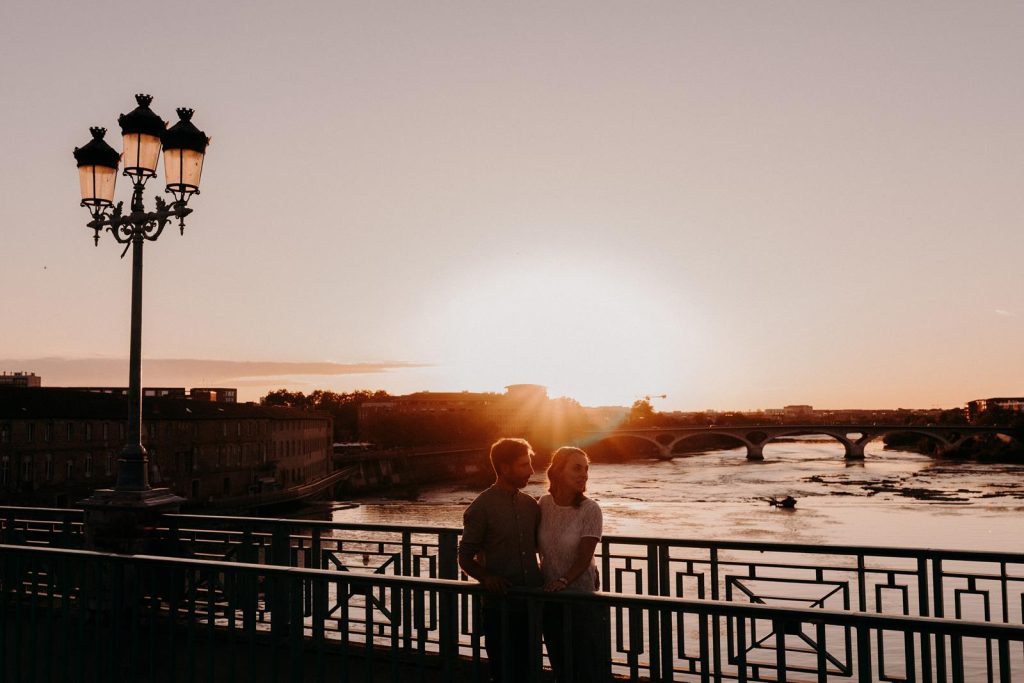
458,437,543,682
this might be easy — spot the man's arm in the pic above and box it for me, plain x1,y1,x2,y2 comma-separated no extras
458,502,510,593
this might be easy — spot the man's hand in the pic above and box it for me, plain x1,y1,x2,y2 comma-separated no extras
481,575,511,594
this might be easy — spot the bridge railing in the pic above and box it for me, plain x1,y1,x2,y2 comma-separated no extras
0,505,82,547
3,506,1022,632
2,541,1023,682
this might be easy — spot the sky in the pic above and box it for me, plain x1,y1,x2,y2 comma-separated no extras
2,1,1022,411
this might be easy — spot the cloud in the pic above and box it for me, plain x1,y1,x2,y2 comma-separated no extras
994,309,1018,318
0,357,429,388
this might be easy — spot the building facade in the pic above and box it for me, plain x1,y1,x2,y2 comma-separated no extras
0,387,331,508
967,397,1024,422
0,372,41,388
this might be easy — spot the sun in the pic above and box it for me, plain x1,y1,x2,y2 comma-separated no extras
430,259,703,406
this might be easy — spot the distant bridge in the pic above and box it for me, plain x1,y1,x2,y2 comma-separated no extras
584,424,1020,460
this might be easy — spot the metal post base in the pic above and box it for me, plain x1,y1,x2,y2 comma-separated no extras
79,487,186,554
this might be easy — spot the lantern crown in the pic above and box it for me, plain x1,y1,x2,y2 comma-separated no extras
118,93,167,137
162,108,210,153
73,127,120,168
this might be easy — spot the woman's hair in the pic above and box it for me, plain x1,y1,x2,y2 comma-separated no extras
546,446,590,507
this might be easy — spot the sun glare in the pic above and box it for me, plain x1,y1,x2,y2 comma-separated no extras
433,261,703,406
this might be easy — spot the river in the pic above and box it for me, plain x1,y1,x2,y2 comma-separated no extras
314,439,1023,553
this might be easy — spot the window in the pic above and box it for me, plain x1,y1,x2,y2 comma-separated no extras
0,424,9,443
66,460,74,481
45,454,53,482
21,456,33,483
27,423,35,441
0,456,8,486
85,423,92,441
66,423,74,440
105,454,113,476
85,454,93,479
44,423,52,442
102,423,109,440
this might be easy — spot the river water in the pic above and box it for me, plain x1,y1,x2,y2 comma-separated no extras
304,440,1022,679
320,439,1024,553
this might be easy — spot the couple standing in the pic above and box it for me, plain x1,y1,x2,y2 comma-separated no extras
458,438,610,683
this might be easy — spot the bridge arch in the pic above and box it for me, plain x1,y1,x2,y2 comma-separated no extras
585,434,666,461
859,428,1023,457
856,429,954,456
585,425,1021,463
761,429,863,460
668,432,751,458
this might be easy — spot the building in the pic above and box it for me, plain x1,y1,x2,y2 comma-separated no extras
966,397,1024,421
0,387,331,508
0,372,41,388
73,386,238,403
783,405,814,420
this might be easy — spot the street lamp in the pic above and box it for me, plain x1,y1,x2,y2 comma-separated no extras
73,94,209,547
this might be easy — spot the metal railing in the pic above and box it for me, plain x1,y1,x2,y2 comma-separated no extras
3,506,1022,630
2,541,1023,682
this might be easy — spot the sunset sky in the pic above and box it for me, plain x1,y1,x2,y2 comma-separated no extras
2,2,1022,410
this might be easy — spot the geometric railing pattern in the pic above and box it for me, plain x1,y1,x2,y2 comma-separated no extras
2,541,1024,682
3,506,1022,681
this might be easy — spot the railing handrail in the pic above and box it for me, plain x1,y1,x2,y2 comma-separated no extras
2,541,1023,643
165,513,1024,563
5,504,1024,564
165,512,464,535
601,534,1024,563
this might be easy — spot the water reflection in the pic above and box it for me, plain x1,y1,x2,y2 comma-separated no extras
308,440,1022,552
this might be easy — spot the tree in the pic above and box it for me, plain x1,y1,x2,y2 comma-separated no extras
259,388,391,441
260,389,309,409
626,399,655,427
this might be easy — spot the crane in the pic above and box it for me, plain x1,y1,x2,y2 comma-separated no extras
638,394,667,402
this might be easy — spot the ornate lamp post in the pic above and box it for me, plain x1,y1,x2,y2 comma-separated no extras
74,94,209,550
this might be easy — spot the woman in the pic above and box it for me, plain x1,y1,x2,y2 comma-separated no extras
538,446,610,682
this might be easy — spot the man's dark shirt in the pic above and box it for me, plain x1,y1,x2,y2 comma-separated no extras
459,485,543,589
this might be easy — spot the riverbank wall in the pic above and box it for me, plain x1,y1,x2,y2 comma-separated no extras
330,445,492,497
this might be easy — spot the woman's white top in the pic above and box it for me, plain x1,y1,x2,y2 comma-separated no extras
537,494,603,592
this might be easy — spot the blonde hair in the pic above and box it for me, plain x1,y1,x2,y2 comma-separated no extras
546,446,589,507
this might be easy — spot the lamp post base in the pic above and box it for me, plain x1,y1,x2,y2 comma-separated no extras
80,487,186,554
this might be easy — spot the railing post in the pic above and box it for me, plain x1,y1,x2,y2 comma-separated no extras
774,618,788,683
647,541,661,679
918,555,934,683
998,638,1011,683
401,531,413,650
857,625,872,683
3,510,15,545
527,594,544,683
815,621,827,683
933,557,947,683
438,529,459,671
269,526,291,639
711,546,723,683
